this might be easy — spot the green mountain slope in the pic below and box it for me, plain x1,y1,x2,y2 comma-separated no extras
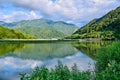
0,26,34,39
18,27,66,39
0,19,79,39
70,6,120,39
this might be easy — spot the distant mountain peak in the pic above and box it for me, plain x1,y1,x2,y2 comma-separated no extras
0,18,79,39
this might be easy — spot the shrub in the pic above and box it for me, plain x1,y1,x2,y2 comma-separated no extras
95,41,120,80
20,61,91,80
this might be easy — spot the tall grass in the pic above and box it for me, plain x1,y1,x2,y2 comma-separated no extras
20,41,120,80
95,41,120,80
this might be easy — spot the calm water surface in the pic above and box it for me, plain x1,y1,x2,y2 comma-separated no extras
0,41,112,80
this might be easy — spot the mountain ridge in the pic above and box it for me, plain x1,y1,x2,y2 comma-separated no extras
0,19,79,39
69,6,120,39
0,19,77,28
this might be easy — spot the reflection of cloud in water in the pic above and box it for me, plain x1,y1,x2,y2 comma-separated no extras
0,57,42,75
45,52,95,71
0,52,94,80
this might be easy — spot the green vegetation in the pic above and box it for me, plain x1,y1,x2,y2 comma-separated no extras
69,6,120,40
0,19,79,39
20,61,91,80
0,26,35,39
18,27,66,39
95,41,120,80
20,41,120,80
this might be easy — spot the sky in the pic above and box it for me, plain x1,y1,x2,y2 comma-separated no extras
0,0,120,26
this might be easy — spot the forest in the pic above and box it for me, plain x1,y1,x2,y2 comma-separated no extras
0,26,34,39
67,6,120,40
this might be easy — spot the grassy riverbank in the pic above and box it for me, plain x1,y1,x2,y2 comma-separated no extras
20,41,120,80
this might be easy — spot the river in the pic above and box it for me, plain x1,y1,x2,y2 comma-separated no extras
0,41,112,80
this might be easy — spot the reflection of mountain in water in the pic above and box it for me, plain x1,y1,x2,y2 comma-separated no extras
0,43,25,56
72,41,112,59
10,42,79,60
0,41,112,60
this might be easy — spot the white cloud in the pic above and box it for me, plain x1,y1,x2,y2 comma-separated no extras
0,0,120,26
0,11,41,22
2,15,13,22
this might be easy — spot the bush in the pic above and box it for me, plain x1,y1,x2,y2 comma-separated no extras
95,41,120,80
20,61,91,80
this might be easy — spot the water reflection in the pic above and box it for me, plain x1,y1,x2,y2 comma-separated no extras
0,41,112,80
3,42,78,60
0,52,94,80
72,41,112,59
0,43,25,56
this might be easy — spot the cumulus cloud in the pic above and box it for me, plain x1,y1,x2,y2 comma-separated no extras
0,0,120,26
0,11,41,22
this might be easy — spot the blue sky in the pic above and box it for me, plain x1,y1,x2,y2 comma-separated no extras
0,0,120,26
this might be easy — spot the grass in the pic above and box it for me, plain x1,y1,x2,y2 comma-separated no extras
95,41,120,80
20,41,120,80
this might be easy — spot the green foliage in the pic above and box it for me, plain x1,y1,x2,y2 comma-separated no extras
95,60,120,80
95,41,120,80
20,61,91,80
17,27,66,39
0,19,79,39
96,41,120,71
0,26,35,39
72,6,120,39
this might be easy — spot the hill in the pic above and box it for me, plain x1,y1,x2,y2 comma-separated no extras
0,26,34,39
17,27,66,39
0,19,79,39
70,6,120,40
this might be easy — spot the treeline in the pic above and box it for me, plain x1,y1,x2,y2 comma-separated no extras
68,6,120,40
0,26,35,39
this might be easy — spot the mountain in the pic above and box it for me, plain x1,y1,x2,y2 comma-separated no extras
0,26,34,39
0,21,5,25
17,27,66,39
70,6,120,40
0,19,79,39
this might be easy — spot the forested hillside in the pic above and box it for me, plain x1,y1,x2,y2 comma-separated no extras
18,27,66,39
0,26,34,39
70,6,120,39
0,19,79,39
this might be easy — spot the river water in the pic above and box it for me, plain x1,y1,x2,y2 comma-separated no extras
0,41,112,80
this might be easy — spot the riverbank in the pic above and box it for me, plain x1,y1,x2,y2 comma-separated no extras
0,39,79,43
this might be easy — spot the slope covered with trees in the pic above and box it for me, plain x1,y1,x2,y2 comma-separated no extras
17,27,66,39
0,26,34,39
70,6,120,39
0,19,79,39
